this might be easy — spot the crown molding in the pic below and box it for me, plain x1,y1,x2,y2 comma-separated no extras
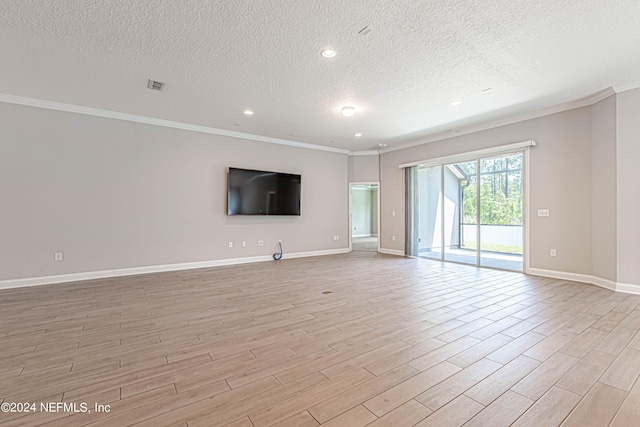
385,87,617,153
348,150,380,156
613,80,640,93
0,93,350,155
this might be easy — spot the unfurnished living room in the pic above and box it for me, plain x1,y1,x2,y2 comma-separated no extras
2,1,640,426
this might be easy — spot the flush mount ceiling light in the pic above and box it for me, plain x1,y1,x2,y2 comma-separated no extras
243,109,254,115
321,48,336,58
341,106,356,117
354,133,362,137
449,100,463,106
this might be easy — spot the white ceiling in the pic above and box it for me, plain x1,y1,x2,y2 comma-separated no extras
1,1,639,152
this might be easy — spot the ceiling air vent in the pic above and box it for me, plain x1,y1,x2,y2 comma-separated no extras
358,26,372,36
147,79,165,91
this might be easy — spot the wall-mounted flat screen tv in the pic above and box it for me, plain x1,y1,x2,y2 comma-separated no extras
227,167,301,215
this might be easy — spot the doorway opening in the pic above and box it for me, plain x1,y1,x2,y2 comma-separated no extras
349,183,380,253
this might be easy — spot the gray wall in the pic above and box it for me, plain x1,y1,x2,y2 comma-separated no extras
0,102,348,281
381,106,594,275
617,88,640,285
591,95,617,282
348,154,379,182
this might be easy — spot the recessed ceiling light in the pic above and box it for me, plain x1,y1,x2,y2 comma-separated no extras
449,100,462,106
321,49,336,58
243,109,254,115
341,106,356,118
354,133,362,137
482,88,494,93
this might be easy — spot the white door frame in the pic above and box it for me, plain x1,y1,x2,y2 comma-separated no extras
348,182,381,253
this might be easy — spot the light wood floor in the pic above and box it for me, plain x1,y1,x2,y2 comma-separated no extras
1,251,640,427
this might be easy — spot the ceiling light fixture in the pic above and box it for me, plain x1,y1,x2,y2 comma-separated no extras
243,109,254,115
341,106,356,118
449,100,462,106
354,133,362,137
321,49,336,58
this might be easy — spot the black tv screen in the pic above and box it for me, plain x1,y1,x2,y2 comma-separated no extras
227,167,301,215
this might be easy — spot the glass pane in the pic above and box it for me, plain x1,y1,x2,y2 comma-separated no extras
416,165,442,260
479,153,523,271
443,161,477,265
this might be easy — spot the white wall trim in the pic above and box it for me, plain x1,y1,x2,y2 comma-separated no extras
528,267,640,295
349,151,380,156
385,88,616,153
528,268,615,290
0,248,350,290
379,248,405,256
616,282,640,295
398,140,537,169
0,93,349,155
524,147,532,274
613,80,640,93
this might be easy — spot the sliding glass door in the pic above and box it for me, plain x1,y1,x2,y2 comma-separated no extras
415,165,443,260
443,161,477,266
478,154,523,270
406,152,524,271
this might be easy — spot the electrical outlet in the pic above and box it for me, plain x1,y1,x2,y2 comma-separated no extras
242,241,246,247
550,249,557,257
538,209,550,217
228,241,233,248
392,210,396,216
392,235,396,241
54,252,63,261
258,240,264,246
336,235,339,240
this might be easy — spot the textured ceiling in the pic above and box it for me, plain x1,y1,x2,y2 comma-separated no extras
1,0,639,151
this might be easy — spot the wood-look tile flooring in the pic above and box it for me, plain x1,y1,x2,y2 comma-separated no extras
1,251,640,426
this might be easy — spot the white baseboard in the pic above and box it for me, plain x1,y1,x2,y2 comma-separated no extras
379,248,405,256
616,282,640,295
0,248,350,290
7,253,639,296
528,267,640,294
